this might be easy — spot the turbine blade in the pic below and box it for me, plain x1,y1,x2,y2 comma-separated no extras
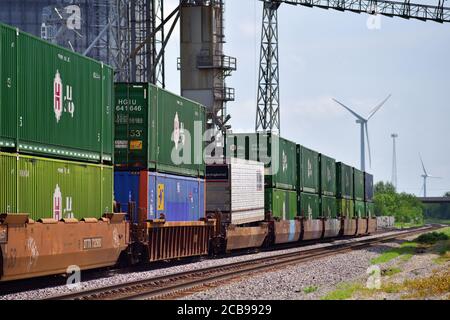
367,94,392,120
419,153,428,176
332,98,364,120
365,123,372,168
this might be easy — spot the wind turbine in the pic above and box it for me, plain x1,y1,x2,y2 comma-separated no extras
332,95,391,172
419,154,441,197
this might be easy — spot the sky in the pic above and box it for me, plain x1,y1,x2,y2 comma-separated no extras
165,0,450,197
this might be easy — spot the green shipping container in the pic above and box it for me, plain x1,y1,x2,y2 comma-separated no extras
320,154,336,196
298,192,320,219
337,198,354,218
321,196,337,219
365,202,375,218
0,23,114,163
226,133,297,190
336,162,354,199
114,83,206,177
353,168,365,201
297,145,320,194
265,188,297,220
354,200,366,218
0,152,113,221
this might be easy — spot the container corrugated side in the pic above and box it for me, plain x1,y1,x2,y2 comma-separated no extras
364,173,374,201
365,202,375,218
320,154,336,196
297,145,320,194
114,171,140,221
337,198,354,218
353,168,365,201
0,152,113,221
115,170,205,222
265,188,297,220
226,133,297,190
114,83,206,177
321,196,337,219
205,158,265,225
0,24,17,149
354,200,366,218
0,23,113,163
336,162,354,199
298,192,320,219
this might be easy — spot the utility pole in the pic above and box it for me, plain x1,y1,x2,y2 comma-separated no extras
391,134,398,189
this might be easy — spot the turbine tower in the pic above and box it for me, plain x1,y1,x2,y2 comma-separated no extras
391,134,398,189
420,154,441,197
332,95,392,172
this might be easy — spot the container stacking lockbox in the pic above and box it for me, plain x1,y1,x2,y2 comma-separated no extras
226,133,297,191
205,158,265,225
114,83,206,177
114,171,205,223
0,23,114,163
0,152,113,221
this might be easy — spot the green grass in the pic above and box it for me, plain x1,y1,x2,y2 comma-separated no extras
438,227,450,237
321,283,364,300
303,286,318,294
371,242,418,265
416,232,449,244
394,222,424,229
382,267,402,277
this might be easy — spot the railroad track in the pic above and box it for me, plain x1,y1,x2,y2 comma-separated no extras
46,225,440,301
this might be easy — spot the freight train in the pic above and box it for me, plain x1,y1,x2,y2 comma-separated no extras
0,23,375,282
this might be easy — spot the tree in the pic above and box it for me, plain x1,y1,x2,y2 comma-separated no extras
444,192,450,198
373,181,424,224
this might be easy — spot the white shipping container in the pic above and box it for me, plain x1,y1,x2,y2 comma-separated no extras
206,158,265,225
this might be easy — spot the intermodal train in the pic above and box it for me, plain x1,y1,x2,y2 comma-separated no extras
0,23,375,282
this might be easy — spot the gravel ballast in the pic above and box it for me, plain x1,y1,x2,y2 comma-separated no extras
0,227,433,300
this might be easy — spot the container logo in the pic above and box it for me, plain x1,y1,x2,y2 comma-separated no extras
53,184,74,220
157,184,165,211
282,150,288,173
54,71,63,122
53,184,62,220
327,167,331,182
53,70,75,123
307,159,313,178
308,204,312,220
172,112,185,150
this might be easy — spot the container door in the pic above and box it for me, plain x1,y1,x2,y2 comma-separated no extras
114,171,140,222
114,84,149,167
0,25,17,144
0,153,17,213
102,67,114,161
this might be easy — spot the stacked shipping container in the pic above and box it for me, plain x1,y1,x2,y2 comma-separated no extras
336,162,354,218
0,23,114,221
113,83,208,222
364,172,375,218
297,145,320,220
226,133,298,220
353,168,366,218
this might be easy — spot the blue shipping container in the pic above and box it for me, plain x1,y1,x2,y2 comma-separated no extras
114,171,205,222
